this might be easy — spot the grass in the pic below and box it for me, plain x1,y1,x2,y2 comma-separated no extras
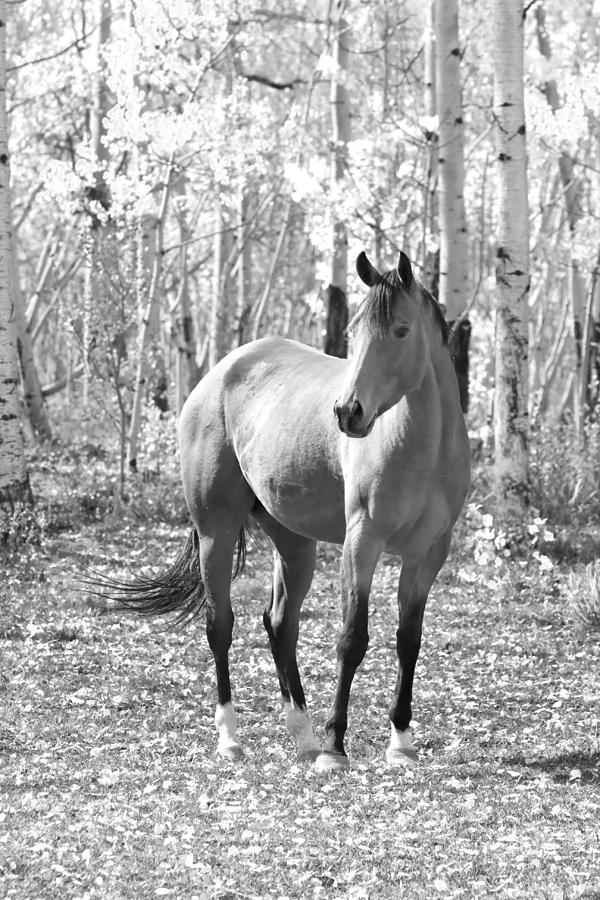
2,509,600,899
566,563,600,630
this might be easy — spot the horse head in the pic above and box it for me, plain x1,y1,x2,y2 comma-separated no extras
333,251,432,438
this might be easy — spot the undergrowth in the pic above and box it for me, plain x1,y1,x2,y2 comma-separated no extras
529,419,600,528
565,562,600,631
24,407,187,537
3,412,599,633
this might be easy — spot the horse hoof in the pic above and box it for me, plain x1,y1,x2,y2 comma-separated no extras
217,743,243,762
297,747,321,763
314,751,350,772
385,747,418,767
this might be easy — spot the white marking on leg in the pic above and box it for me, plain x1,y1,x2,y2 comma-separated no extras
215,702,240,755
283,701,321,757
388,723,415,754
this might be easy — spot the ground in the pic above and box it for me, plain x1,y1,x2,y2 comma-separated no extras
1,494,600,899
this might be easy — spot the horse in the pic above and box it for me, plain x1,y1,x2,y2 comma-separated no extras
98,250,470,770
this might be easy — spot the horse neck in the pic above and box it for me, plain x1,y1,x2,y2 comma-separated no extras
424,323,462,415
401,318,456,412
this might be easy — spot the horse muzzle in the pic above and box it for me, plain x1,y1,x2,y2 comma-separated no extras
333,398,376,438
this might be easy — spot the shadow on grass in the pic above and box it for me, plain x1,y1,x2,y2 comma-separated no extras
505,749,600,784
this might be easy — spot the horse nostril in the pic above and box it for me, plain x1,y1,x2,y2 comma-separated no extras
350,399,363,421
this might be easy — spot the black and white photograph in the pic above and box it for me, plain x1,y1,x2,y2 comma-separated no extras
1,0,599,897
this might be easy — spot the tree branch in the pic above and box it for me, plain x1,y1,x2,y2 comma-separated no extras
241,71,307,90
8,26,96,72
523,0,541,20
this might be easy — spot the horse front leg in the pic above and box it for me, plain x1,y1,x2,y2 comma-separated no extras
387,533,451,767
316,522,383,771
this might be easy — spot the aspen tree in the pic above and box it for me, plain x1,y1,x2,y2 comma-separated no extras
324,2,350,359
535,3,597,424
423,1,439,296
208,47,236,371
493,0,530,510
82,0,111,405
12,247,51,440
0,0,32,510
435,0,470,411
127,167,171,471
208,200,234,369
173,182,198,414
234,187,251,347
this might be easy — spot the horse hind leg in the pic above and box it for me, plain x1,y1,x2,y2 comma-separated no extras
386,532,452,768
197,526,248,762
257,513,320,761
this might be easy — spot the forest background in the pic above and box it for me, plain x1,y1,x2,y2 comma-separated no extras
0,0,600,519
0,0,599,524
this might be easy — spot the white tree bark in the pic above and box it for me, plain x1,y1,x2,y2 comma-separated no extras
90,0,111,174
208,200,233,369
251,199,292,341
435,0,470,412
12,247,51,441
535,4,591,427
234,185,251,347
173,184,198,414
0,0,32,507
435,0,468,321
324,3,350,358
493,0,530,509
127,168,171,471
82,0,111,406
423,2,439,293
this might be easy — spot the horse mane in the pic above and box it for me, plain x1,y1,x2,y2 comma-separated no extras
349,269,450,345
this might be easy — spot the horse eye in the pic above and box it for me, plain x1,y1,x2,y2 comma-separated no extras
394,325,410,339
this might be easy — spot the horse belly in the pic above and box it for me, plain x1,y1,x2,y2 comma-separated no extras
240,441,346,544
257,484,346,543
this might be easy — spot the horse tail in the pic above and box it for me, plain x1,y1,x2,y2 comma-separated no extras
85,526,247,627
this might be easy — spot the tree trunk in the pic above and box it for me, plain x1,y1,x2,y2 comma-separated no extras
173,189,198,414
251,200,292,342
82,0,111,406
423,2,439,295
12,248,51,440
324,4,350,359
136,208,168,413
90,0,111,191
208,200,231,369
0,0,32,511
435,0,470,412
127,169,171,471
492,0,530,511
233,186,251,347
535,3,597,424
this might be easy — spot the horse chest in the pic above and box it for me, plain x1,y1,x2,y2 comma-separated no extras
339,402,450,548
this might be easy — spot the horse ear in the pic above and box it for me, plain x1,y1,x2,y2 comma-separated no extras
356,251,380,287
397,251,414,288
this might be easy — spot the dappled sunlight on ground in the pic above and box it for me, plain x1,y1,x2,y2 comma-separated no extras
1,521,600,898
